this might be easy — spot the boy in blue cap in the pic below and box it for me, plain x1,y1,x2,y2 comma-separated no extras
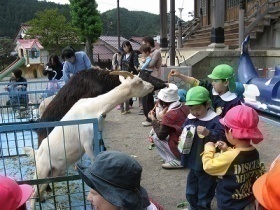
180,86,225,210
171,64,242,118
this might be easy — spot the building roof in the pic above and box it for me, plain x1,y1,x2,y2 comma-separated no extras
99,36,141,51
130,36,143,44
17,38,44,49
93,45,114,60
93,36,142,61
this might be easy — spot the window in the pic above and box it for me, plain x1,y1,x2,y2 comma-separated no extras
29,48,39,59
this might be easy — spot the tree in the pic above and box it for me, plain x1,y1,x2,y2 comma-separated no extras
0,38,15,70
0,38,14,57
26,9,80,55
69,0,102,64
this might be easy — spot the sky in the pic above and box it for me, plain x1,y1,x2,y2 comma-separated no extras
45,0,194,21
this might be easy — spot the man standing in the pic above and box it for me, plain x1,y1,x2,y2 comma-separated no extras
141,36,162,126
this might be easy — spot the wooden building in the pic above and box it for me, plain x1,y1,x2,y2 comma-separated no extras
182,0,280,49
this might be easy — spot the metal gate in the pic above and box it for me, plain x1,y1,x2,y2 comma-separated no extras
0,117,105,209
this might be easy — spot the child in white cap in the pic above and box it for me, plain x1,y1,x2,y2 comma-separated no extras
148,83,190,169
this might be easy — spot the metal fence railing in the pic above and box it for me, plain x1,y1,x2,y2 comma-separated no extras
0,79,65,123
0,118,105,210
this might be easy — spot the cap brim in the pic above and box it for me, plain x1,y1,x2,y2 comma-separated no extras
253,173,268,209
219,118,226,126
76,163,143,210
18,184,33,208
208,74,219,79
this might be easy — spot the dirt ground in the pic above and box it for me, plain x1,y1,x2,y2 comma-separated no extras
102,104,280,210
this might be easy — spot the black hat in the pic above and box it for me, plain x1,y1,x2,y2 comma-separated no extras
76,151,150,209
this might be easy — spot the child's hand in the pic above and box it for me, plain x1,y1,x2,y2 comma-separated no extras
17,85,23,89
205,142,215,147
170,69,180,77
141,57,146,63
158,107,168,119
148,110,156,121
197,126,209,138
215,141,228,152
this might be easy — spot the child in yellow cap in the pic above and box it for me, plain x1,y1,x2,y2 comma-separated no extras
171,64,242,118
180,86,225,210
202,105,263,210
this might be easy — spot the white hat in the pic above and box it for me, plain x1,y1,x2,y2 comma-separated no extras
157,83,180,102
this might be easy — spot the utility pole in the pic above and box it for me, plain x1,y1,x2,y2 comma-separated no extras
239,0,245,48
170,0,175,66
160,0,168,48
117,0,120,49
177,7,183,49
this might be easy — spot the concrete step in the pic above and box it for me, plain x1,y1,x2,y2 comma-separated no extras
184,40,211,48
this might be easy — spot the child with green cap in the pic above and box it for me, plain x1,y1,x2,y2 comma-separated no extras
180,86,225,210
170,64,242,118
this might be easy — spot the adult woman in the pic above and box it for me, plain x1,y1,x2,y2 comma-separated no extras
148,84,190,169
120,41,139,74
77,150,163,210
43,55,63,80
119,41,139,113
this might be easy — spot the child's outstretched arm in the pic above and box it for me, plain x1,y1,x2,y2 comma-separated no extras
170,69,199,86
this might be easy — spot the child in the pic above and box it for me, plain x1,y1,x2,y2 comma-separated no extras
253,155,280,210
0,175,33,210
5,69,29,108
182,86,225,209
171,64,241,118
202,105,264,210
77,150,164,210
140,44,152,73
148,84,189,169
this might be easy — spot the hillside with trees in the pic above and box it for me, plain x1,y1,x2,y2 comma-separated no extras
0,0,71,38
101,8,161,38
0,0,161,39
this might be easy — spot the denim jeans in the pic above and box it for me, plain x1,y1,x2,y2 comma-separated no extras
186,169,217,210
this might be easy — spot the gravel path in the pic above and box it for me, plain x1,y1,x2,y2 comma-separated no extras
102,105,279,210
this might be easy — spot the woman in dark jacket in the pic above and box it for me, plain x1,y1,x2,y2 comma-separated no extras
120,41,139,74
119,41,140,110
43,55,63,80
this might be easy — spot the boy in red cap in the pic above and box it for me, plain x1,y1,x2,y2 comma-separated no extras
0,175,33,210
202,105,264,210
253,156,280,210
170,64,242,118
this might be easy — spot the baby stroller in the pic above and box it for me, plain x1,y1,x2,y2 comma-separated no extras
40,66,64,99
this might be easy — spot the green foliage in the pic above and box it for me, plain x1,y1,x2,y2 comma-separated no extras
0,0,162,41
26,9,80,55
0,38,15,56
0,0,71,38
101,8,161,38
69,0,102,43
69,0,102,63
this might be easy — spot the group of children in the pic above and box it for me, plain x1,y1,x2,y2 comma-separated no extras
148,64,272,209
